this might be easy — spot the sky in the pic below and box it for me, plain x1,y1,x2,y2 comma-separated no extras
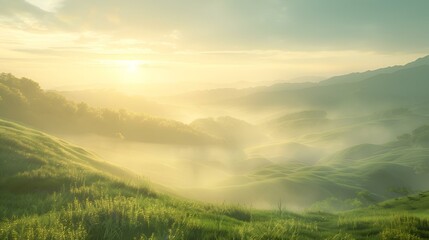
0,0,428,94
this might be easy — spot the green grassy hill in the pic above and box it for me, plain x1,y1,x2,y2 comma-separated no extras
0,118,323,239
331,192,429,239
2,118,429,239
263,108,429,151
374,191,429,215
0,73,219,145
188,125,429,212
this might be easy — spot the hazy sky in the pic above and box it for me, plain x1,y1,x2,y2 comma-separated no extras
0,0,428,94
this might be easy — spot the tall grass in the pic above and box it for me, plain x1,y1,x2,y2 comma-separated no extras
2,118,429,239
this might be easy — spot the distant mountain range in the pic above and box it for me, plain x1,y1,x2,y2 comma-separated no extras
168,55,429,115
229,57,429,112
320,55,429,85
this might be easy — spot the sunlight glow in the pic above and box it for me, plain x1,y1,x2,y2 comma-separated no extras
118,60,144,73
99,59,147,73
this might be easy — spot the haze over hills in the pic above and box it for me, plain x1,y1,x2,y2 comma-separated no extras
3,118,429,239
0,73,219,145
265,108,429,150
57,55,429,124
59,89,177,118
155,56,429,211
183,125,429,210
230,64,429,113
190,116,268,147
319,55,429,85
156,56,429,116
3,56,429,197
0,119,250,239
2,55,429,239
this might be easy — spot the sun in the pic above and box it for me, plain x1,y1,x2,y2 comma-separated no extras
121,60,141,72
100,59,148,77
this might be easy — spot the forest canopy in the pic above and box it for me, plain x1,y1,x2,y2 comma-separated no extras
0,73,219,145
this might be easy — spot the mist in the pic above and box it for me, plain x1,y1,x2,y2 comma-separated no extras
2,57,429,211
60,134,246,188
54,84,429,210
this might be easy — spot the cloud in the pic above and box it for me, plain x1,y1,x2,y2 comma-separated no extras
0,0,67,33
25,0,65,12
50,0,429,52
1,0,429,53
0,0,427,93
0,0,43,15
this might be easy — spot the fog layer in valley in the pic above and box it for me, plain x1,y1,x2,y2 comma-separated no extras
2,56,429,211
60,104,429,210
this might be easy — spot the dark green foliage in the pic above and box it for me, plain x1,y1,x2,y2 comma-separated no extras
412,125,429,146
0,73,218,145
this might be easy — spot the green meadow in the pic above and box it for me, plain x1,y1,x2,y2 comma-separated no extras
1,118,429,240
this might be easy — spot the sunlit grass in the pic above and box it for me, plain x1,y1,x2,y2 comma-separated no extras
2,118,429,239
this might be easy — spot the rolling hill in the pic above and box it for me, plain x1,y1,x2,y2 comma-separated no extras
0,118,265,239
184,124,429,211
190,116,267,147
319,55,429,86
161,55,429,117
0,73,219,145
59,89,178,118
2,118,429,239
231,64,429,112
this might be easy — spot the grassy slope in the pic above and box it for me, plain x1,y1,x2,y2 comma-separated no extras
265,108,429,146
2,119,429,239
337,192,429,239
195,125,429,211
0,118,328,239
